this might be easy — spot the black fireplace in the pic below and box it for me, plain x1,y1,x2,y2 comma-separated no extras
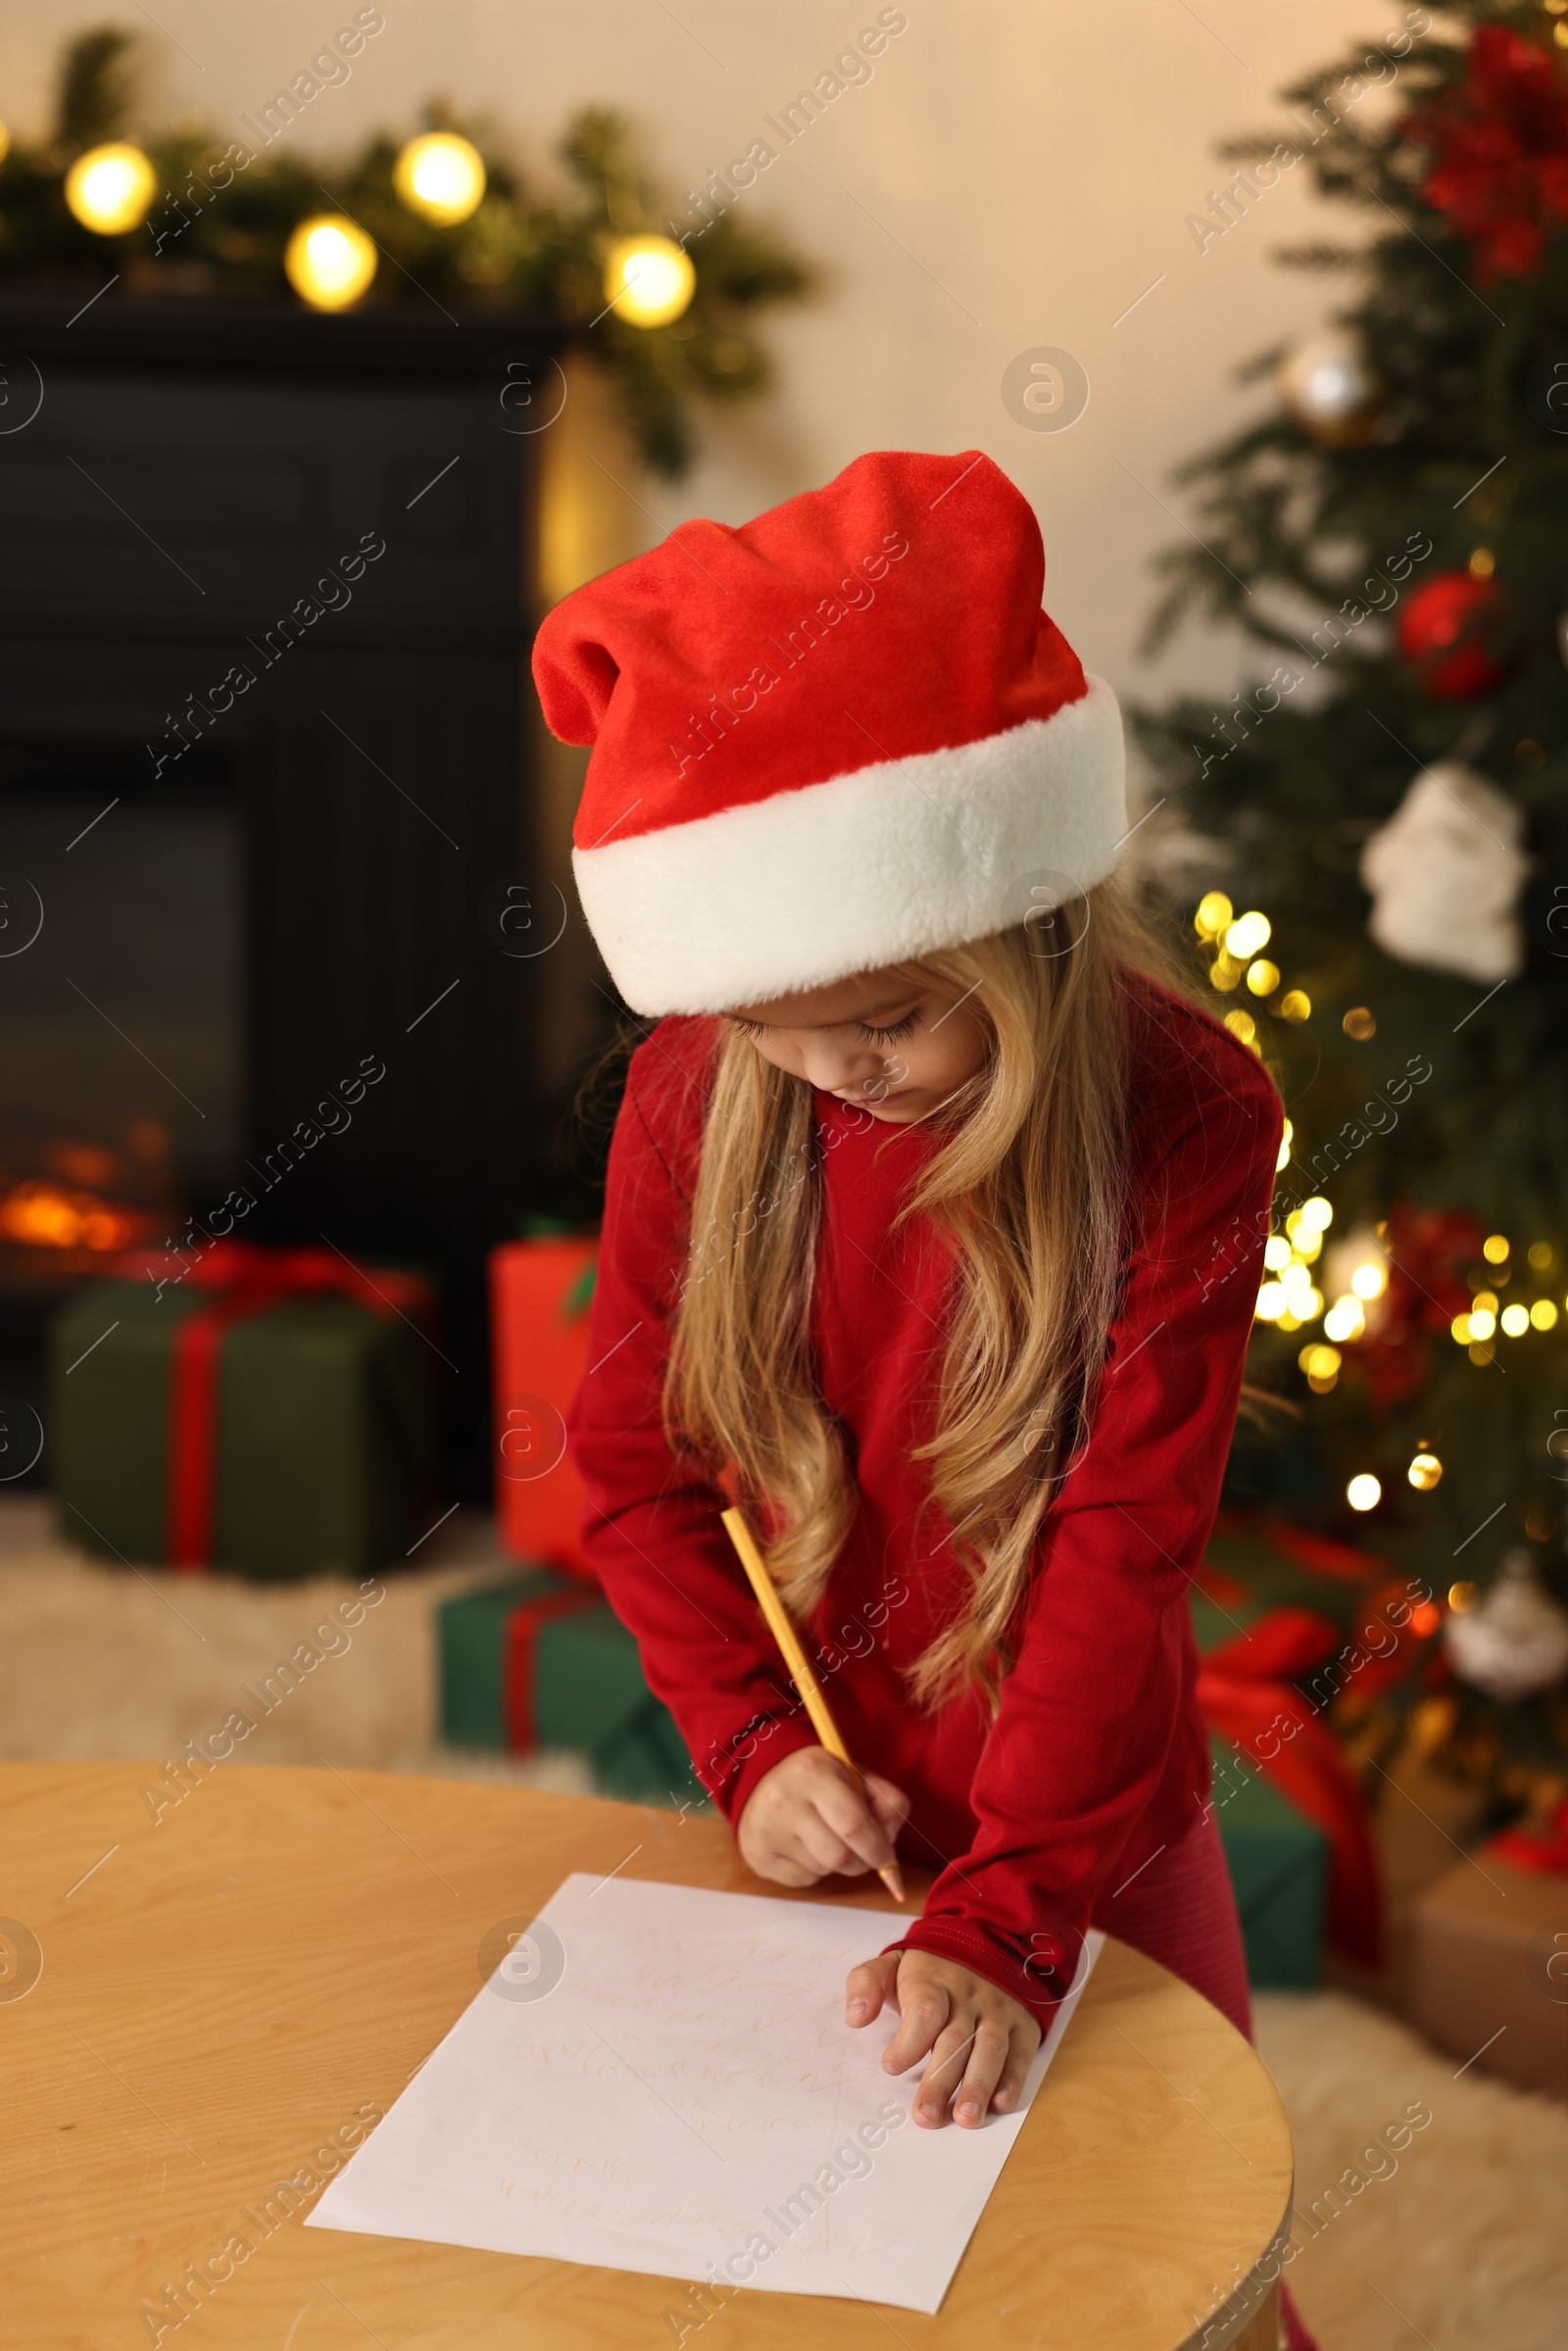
0,297,567,1497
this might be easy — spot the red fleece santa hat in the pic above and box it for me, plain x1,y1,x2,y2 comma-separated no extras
531,448,1125,1014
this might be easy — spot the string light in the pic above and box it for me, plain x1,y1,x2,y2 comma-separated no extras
1279,989,1311,1022
1324,1295,1365,1342
1347,1473,1382,1512
1447,1580,1476,1612
1467,1306,1496,1341
1528,1241,1553,1271
1350,1260,1387,1299
1450,1313,1472,1345
1224,910,1271,959
1531,1298,1559,1330
1223,1008,1258,1048
1195,891,1233,937
392,132,487,224
1408,1451,1443,1490
1500,1302,1530,1336
1275,1118,1294,1173
284,215,378,310
1298,1198,1334,1232
1343,1005,1377,1040
1299,1343,1341,1392
1483,1233,1510,1264
1208,953,1244,993
65,141,156,234
1246,957,1280,996
604,235,697,327
1254,1283,1287,1321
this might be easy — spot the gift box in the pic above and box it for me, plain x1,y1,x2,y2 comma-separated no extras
437,1571,695,1804
1408,1853,1568,2097
48,1245,437,1581
1206,1735,1329,1990
488,1233,598,1577
1189,1516,1394,1981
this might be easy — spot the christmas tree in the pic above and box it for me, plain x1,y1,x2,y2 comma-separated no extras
1137,0,1568,1813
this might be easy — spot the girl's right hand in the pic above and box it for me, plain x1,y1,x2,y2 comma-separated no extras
737,1748,908,1888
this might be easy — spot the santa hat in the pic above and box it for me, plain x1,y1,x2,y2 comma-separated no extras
531,448,1125,1014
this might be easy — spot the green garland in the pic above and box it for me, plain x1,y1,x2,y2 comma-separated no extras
0,28,816,474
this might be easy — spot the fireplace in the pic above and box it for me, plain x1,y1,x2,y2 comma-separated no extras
0,298,565,1497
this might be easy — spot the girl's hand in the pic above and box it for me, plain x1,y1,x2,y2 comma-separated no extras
845,1950,1041,2129
737,1748,908,1887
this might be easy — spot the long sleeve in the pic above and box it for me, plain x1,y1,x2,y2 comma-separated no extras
892,1035,1283,2020
567,1024,821,1808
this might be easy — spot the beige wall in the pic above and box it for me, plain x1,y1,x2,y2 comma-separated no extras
5,0,1404,704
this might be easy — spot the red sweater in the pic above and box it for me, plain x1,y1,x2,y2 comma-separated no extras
568,977,1282,2024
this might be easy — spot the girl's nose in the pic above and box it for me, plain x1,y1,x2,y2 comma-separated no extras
799,1039,884,1096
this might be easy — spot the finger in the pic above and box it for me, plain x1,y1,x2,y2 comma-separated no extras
990,2025,1040,2116
808,1770,898,1877
790,1807,866,1879
951,2021,1014,2129
861,1773,910,1837
845,1953,899,2028
881,1982,950,2076
911,2017,985,2128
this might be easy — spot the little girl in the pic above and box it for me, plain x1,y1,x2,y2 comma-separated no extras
535,451,1311,2346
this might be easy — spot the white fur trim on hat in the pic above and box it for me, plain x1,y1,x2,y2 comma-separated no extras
573,674,1126,1013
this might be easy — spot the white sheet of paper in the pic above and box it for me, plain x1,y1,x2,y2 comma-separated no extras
307,1874,1102,2314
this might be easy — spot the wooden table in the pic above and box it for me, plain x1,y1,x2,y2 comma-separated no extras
1,1764,1291,2349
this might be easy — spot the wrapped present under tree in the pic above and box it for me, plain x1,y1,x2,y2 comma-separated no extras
48,1242,438,1580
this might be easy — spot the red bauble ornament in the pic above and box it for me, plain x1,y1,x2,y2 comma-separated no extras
1396,568,1522,698
1402,24,1568,283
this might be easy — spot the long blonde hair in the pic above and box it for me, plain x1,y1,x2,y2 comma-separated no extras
665,880,1188,1711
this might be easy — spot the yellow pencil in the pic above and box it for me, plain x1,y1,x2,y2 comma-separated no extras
721,1505,906,1904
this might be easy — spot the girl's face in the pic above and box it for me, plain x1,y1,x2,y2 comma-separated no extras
726,965,991,1124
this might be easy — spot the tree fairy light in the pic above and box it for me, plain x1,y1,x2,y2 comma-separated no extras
604,235,696,327
1224,909,1271,959
65,141,156,234
284,215,378,311
392,133,486,225
1347,1473,1382,1512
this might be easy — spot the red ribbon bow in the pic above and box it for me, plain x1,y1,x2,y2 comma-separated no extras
1197,1604,1386,1971
160,1241,429,1570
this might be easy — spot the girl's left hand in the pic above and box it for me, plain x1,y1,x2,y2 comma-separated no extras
844,1949,1041,2129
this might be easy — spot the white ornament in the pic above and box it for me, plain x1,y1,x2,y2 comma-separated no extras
1446,1549,1568,1700
1277,332,1380,442
1360,762,1528,983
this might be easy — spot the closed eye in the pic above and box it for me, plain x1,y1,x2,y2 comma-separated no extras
858,1013,920,1045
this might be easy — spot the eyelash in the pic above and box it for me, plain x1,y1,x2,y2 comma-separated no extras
731,1013,921,1044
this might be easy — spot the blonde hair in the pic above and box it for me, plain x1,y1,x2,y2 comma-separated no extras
665,880,1189,1711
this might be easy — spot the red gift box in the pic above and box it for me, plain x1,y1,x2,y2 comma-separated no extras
489,1235,598,1578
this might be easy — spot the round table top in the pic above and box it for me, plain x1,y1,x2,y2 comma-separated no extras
0,1762,1292,2350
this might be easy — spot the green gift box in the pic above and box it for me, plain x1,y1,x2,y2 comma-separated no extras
437,1571,698,1805
1205,1733,1329,1991
48,1265,437,1581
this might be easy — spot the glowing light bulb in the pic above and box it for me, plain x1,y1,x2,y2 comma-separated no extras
1467,1307,1496,1341
392,132,486,225
1254,1283,1287,1322
1224,910,1271,959
65,141,157,235
1223,1008,1257,1047
1246,957,1280,997
1195,891,1233,938
1323,1297,1365,1343
1499,1302,1530,1336
1450,1313,1472,1345
284,216,378,311
604,235,697,327
1263,1236,1293,1271
1408,1452,1443,1490
1483,1233,1509,1264
1350,1260,1387,1300
1531,1298,1559,1330
1347,1473,1381,1512
1298,1198,1334,1233
1278,989,1311,1022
